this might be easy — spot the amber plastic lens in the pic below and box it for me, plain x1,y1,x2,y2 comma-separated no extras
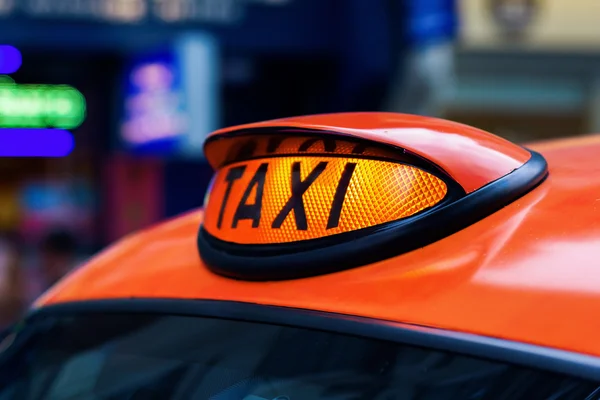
203,156,448,245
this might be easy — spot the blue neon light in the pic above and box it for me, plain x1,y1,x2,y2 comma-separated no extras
0,128,74,157
0,45,22,74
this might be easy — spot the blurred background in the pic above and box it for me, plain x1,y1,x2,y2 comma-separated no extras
0,0,598,324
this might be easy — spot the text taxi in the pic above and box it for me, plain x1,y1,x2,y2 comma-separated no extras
1,112,600,399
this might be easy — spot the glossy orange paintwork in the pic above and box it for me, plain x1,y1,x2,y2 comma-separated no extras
205,112,531,193
34,132,600,358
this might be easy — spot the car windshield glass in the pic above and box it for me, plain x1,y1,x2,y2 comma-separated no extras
0,312,597,400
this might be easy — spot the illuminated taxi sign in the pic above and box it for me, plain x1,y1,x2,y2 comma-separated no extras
203,156,448,244
198,116,548,281
198,132,467,280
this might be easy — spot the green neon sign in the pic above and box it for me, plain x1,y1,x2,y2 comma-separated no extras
0,76,86,129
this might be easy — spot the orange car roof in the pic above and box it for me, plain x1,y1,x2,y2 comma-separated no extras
34,121,600,358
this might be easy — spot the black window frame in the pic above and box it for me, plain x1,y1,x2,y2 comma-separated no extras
4,297,599,385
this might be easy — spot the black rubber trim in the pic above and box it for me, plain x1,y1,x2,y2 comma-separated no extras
21,299,600,381
197,151,548,281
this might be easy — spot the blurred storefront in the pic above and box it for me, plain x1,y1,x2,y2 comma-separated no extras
0,0,333,251
0,0,416,249
0,54,90,265
0,0,461,250
0,49,109,256
449,0,600,142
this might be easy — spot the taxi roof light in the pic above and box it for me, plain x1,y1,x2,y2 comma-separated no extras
197,113,548,280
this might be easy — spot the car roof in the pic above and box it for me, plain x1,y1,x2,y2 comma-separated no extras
34,129,600,358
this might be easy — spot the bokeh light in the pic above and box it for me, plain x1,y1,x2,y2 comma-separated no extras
0,45,21,74
0,128,74,156
0,82,86,129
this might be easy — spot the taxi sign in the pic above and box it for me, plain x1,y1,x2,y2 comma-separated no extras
203,138,451,244
198,113,548,280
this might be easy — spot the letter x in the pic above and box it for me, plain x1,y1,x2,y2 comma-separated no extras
272,161,328,230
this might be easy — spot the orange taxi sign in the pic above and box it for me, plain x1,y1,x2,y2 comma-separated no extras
198,115,547,281
203,156,448,244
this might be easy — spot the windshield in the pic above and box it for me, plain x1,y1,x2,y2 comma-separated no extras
0,312,597,400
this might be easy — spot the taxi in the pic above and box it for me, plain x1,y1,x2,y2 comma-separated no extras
1,112,600,399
